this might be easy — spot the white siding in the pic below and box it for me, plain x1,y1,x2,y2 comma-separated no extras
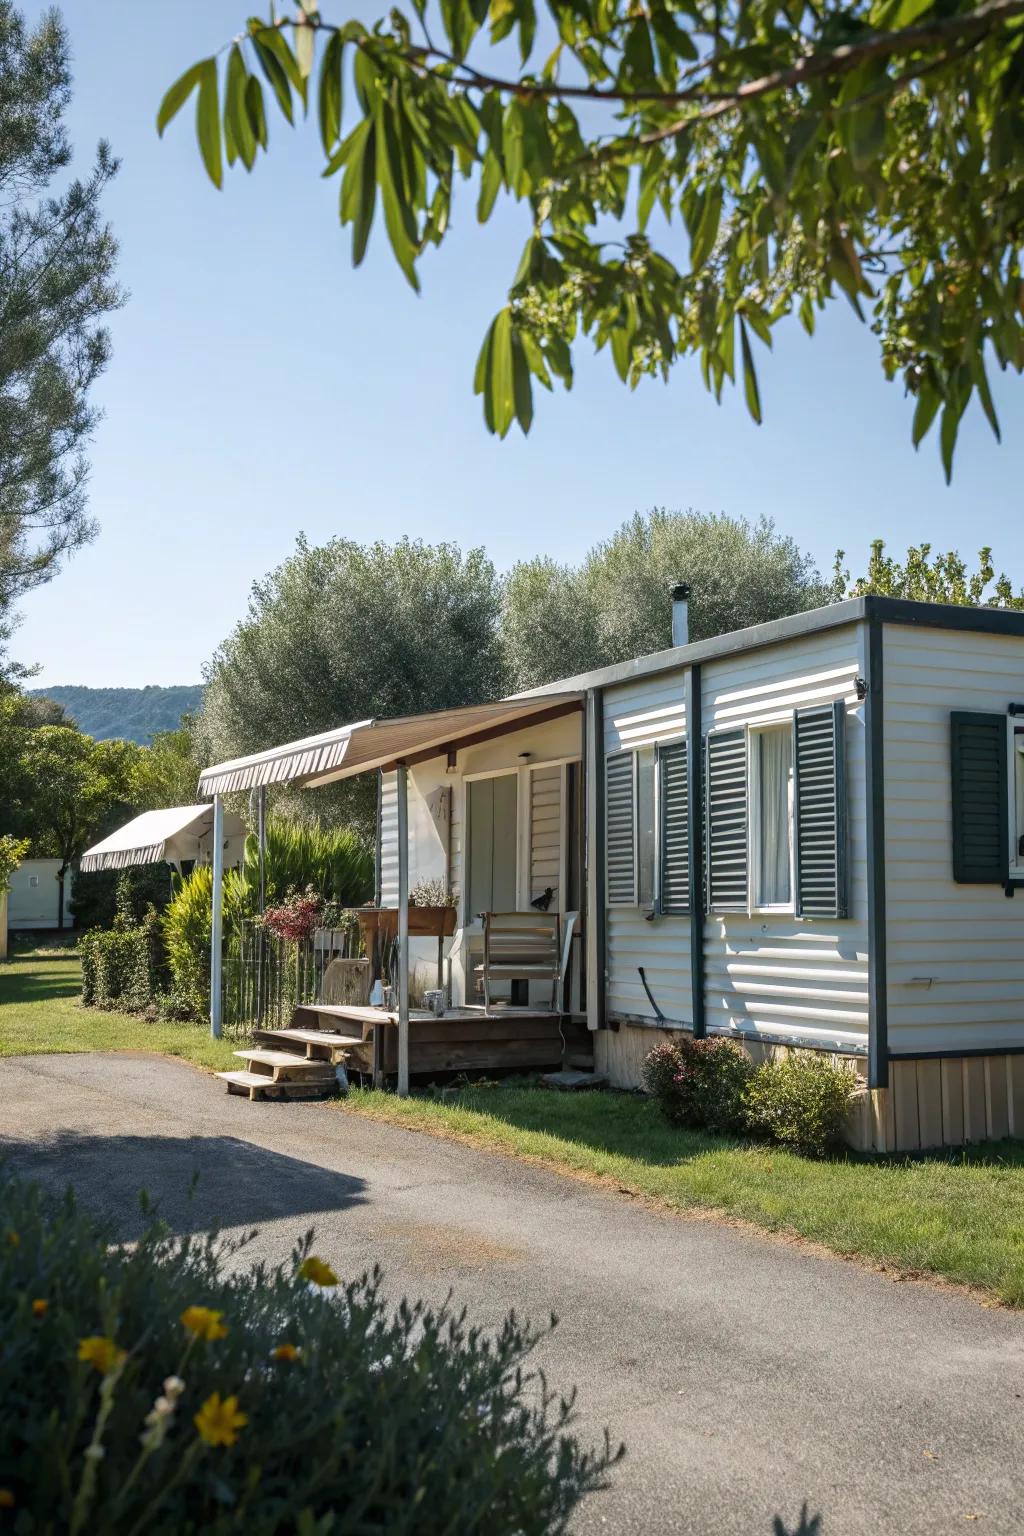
603,674,691,1024
702,625,869,1051
529,764,562,908
379,771,398,907
884,624,1024,1055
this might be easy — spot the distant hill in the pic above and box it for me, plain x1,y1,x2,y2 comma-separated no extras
28,684,204,744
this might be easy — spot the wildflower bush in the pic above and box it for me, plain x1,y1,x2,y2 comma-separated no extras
642,1037,753,1134
260,888,323,943
0,1171,619,1532
742,1052,859,1158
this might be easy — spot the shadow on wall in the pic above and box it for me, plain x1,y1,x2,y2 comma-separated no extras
0,1131,369,1239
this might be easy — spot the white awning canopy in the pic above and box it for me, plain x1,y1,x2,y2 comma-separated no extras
79,804,246,873
197,694,584,796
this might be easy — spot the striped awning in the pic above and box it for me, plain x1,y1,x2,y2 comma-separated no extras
198,694,584,796
80,805,245,873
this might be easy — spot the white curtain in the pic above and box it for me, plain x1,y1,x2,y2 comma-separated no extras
1016,737,1024,860
758,728,793,906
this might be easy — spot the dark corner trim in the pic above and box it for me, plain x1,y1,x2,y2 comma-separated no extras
589,688,607,1030
865,615,888,1089
865,595,1024,639
374,769,383,906
685,664,706,1038
889,1046,1024,1062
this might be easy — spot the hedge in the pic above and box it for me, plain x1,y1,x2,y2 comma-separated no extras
0,1172,618,1531
79,909,165,1013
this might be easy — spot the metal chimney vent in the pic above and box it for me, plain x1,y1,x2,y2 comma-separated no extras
670,583,690,648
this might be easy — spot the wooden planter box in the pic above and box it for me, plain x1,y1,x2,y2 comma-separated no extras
355,905,457,950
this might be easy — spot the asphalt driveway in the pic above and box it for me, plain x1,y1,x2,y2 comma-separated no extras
2,1051,1023,1535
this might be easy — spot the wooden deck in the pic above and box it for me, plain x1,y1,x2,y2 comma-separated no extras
277,1002,592,1080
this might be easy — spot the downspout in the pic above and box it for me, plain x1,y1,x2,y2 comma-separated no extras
585,687,607,1032
396,762,410,1097
864,609,889,1090
685,664,706,1038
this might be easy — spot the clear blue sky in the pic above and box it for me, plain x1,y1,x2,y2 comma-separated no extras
14,0,1024,688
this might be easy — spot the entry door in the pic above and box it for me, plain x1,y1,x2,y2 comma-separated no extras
466,774,518,920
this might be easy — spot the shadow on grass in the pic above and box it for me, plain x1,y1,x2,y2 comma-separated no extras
0,1130,369,1239
425,1080,1024,1174
0,968,81,1004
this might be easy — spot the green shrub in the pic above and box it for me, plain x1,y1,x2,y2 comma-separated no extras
245,819,374,909
642,1036,753,1134
162,866,250,1020
0,1172,617,1532
71,865,174,931
79,909,165,1012
742,1052,859,1157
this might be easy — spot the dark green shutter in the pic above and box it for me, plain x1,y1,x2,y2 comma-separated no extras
794,701,848,920
950,711,1009,884
657,740,689,914
705,729,748,912
606,750,637,906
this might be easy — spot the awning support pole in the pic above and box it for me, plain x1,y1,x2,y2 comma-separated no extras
396,762,410,1097
210,794,224,1039
257,785,267,914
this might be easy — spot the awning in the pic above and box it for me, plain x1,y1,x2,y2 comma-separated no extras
197,694,584,796
79,804,246,873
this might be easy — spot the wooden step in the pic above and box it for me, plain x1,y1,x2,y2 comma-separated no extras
216,1068,338,1103
254,1027,358,1061
234,1048,337,1083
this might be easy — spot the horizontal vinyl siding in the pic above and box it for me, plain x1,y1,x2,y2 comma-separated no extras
884,625,1024,1055
603,673,691,1024
529,764,562,907
380,771,399,907
702,626,869,1051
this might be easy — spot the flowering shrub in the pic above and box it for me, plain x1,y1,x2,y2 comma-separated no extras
260,887,323,943
642,1036,753,1134
0,1171,618,1531
742,1053,859,1158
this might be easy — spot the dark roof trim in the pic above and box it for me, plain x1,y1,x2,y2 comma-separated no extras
518,595,1024,700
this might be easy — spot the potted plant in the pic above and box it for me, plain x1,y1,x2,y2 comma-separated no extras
356,880,457,949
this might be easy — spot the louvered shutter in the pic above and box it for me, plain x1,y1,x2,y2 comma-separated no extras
658,740,689,913
950,711,1009,884
705,730,748,912
794,701,848,919
606,750,637,906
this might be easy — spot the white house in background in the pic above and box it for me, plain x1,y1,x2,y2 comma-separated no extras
8,859,74,930
199,592,1024,1153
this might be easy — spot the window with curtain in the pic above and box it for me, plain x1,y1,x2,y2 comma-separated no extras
754,724,793,908
1015,730,1024,868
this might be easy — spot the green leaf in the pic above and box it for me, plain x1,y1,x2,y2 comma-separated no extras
477,150,502,222
318,31,344,155
376,103,420,290
489,307,515,437
339,118,377,265
226,46,257,171
512,330,533,431
970,352,1001,442
253,35,295,124
245,75,268,148
474,316,497,431
520,330,551,389
939,401,959,483
690,184,722,270
911,380,941,448
295,13,316,80
157,61,207,136
739,318,762,425
196,59,223,188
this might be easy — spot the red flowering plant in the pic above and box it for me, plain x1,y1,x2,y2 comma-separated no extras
260,888,324,944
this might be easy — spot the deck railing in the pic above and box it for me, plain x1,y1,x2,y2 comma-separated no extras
221,913,371,1031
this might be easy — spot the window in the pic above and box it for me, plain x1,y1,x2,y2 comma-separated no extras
606,740,689,912
751,723,794,910
1011,723,1024,874
466,774,518,918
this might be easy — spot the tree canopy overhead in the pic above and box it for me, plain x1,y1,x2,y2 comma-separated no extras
161,0,1023,478
0,2,121,677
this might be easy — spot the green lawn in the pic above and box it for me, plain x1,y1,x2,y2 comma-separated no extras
0,939,238,1071
342,1082,1024,1306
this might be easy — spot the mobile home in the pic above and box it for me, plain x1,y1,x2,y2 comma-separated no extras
200,594,1024,1151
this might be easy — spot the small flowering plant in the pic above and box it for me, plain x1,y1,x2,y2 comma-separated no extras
259,887,324,943
0,1170,617,1531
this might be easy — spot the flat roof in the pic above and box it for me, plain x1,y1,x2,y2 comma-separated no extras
516,595,1024,699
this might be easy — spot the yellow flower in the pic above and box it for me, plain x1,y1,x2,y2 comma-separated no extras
77,1336,126,1376
180,1306,229,1342
194,1392,247,1448
4,1231,18,1248
298,1256,338,1288
31,1298,48,1318
272,1342,300,1362
0,1489,14,1508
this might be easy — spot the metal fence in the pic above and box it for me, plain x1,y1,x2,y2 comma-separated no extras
221,915,368,1032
